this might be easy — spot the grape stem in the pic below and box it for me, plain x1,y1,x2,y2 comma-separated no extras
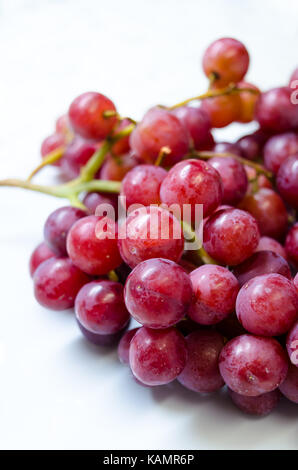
191,150,273,179
181,220,218,265
169,83,260,110
27,147,65,181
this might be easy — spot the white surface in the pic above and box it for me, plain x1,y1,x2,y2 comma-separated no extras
0,0,297,450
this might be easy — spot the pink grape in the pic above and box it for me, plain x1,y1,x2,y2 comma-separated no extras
129,107,189,166
118,206,184,268
188,264,239,325
219,335,289,396
255,87,298,132
124,258,193,328
203,208,260,265
67,215,122,275
82,192,118,217
61,137,97,179
33,258,89,310
41,133,65,157
236,273,298,336
160,159,223,220
78,321,130,347
276,155,298,210
177,330,225,393
263,132,298,174
117,328,140,364
255,236,287,260
285,223,298,268
228,388,281,416
172,106,211,149
208,156,248,205
129,327,187,386
233,250,291,287
286,321,298,367
237,134,262,161
279,364,298,403
75,280,130,335
212,141,243,157
100,152,139,181
120,164,167,208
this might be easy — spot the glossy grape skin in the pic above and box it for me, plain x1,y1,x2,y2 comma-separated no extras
129,107,189,166
78,320,130,347
236,273,298,337
29,242,56,277
100,152,139,182
279,364,298,403
255,236,287,260
202,38,249,87
208,156,248,205
201,93,240,128
124,258,193,329
41,133,65,157
237,134,262,161
196,131,215,151
118,328,140,364
237,81,260,123
287,321,298,367
120,164,167,208
264,132,298,174
285,223,298,268
177,330,225,393
277,155,298,209
160,159,223,221
61,137,97,179
233,251,291,287
212,141,243,157
82,192,118,217
238,189,288,240
55,114,70,136
228,388,281,416
44,206,86,256
129,327,187,386
75,280,130,335
33,258,89,310
118,206,184,269
68,91,118,140
255,87,298,132
203,208,260,266
111,118,132,156
219,335,288,397
172,106,211,149
294,273,298,292
67,215,122,275
188,265,239,325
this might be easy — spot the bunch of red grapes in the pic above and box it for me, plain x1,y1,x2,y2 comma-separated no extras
22,37,298,417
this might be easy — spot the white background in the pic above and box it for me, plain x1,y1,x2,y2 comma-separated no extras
0,0,297,450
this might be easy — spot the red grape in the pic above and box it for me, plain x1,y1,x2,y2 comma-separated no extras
208,156,248,205
55,114,70,136
237,81,260,123
75,280,130,335
82,192,118,217
177,330,225,393
160,159,223,221
41,133,65,157
118,328,140,364
276,155,298,209
255,236,287,260
233,250,291,287
237,133,262,161
111,118,132,156
61,137,97,179
236,273,298,336
279,364,298,403
78,321,130,347
294,273,298,292
100,152,139,181
120,164,167,208
202,38,249,87
129,107,189,166
228,388,281,416
44,206,86,256
203,208,260,265
188,264,239,325
118,206,184,268
129,327,187,386
201,93,240,128
67,215,122,275
68,92,118,140
33,258,89,310
216,312,247,340
255,87,298,132
287,321,298,367
238,188,288,240
29,242,56,277
219,335,288,396
285,223,298,268
212,141,243,157
172,106,211,149
263,132,298,174
124,258,193,328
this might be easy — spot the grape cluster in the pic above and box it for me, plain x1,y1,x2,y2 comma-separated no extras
6,36,298,417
